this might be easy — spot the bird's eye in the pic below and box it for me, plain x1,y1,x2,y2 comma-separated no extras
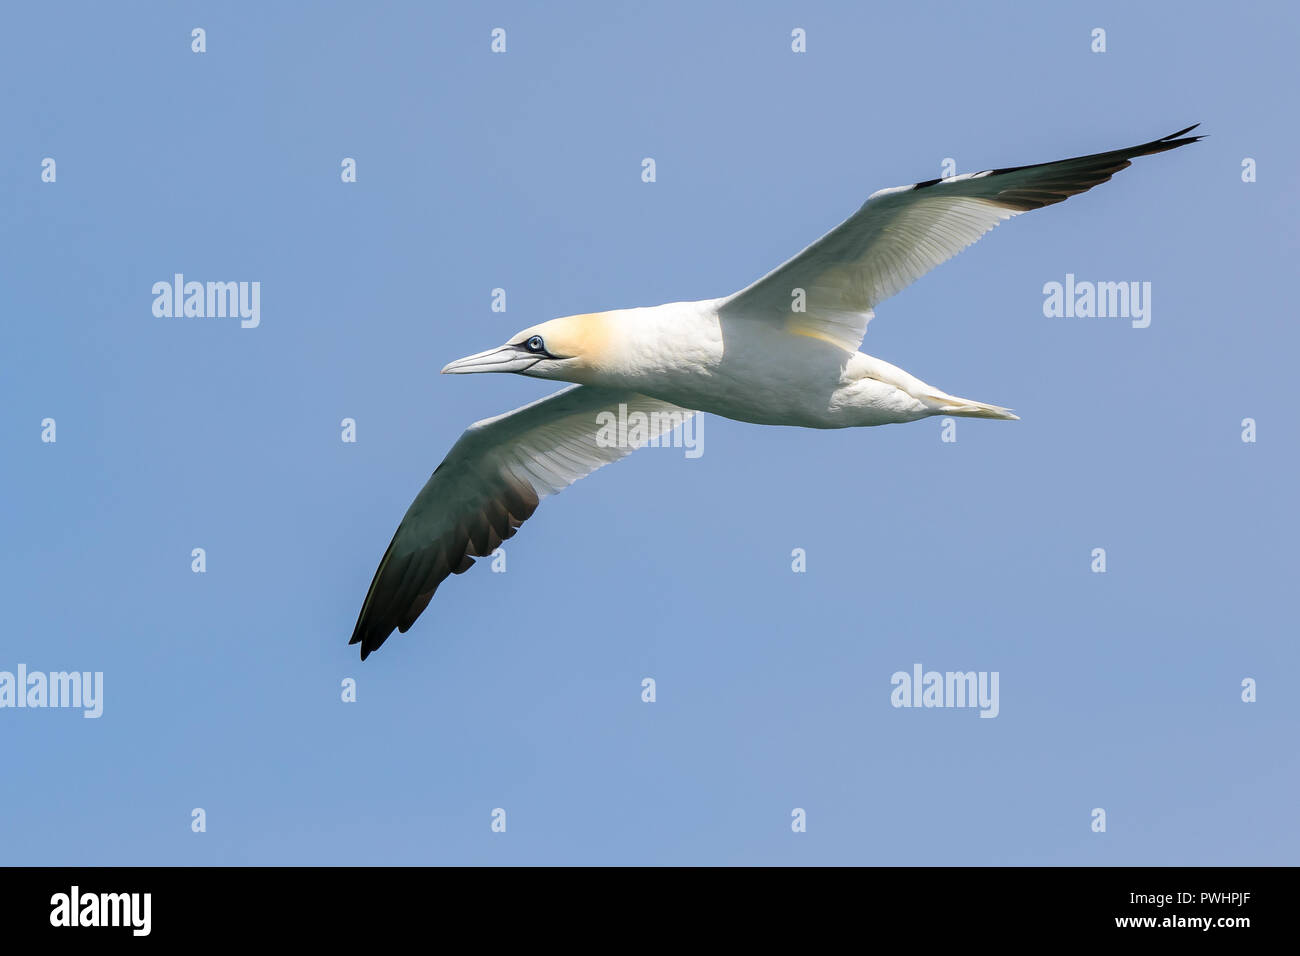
525,335,545,353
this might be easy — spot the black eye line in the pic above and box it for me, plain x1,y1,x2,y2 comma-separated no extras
518,335,555,358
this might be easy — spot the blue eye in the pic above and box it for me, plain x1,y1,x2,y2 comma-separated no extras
525,336,545,353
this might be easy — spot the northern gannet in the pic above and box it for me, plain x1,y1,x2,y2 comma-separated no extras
350,125,1201,659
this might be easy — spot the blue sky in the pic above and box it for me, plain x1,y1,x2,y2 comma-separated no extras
2,1,1295,865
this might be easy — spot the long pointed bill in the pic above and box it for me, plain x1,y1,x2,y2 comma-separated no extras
441,345,540,375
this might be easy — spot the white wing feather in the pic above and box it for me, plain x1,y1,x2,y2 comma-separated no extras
720,125,1202,353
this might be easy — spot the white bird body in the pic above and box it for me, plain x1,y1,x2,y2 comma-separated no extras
349,126,1202,659
529,300,994,428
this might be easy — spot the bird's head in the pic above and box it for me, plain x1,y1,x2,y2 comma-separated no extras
441,312,612,382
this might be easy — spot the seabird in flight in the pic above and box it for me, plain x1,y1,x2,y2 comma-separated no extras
350,125,1202,659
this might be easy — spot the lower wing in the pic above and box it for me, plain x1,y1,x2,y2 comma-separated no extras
350,385,696,659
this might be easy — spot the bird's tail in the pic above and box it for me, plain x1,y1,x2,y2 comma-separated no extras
923,392,1020,420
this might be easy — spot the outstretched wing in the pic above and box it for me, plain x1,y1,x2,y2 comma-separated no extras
720,125,1202,352
350,385,696,659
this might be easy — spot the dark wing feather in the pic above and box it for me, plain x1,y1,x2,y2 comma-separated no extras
350,385,695,659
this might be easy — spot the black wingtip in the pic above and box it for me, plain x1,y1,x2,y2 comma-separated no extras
352,626,392,661
1149,124,1205,151
349,617,386,661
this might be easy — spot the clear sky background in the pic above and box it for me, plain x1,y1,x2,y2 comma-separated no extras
2,1,1296,865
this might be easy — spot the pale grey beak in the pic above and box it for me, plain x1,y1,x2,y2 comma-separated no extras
441,344,540,375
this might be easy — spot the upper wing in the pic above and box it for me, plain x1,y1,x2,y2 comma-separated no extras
719,125,1202,352
350,385,696,659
